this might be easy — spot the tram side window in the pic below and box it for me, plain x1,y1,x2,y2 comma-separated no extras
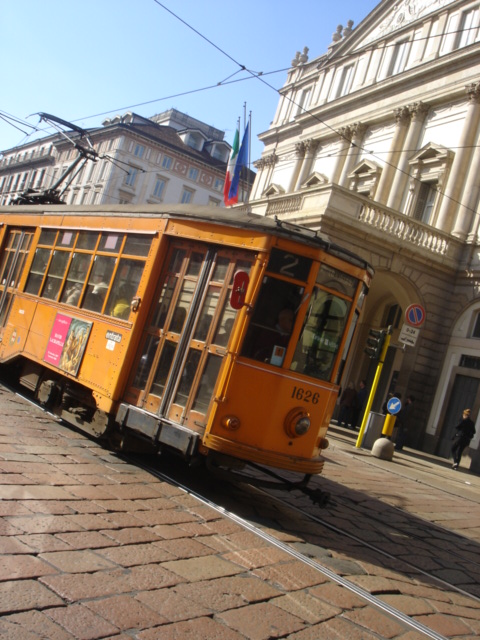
106,258,145,319
24,248,51,295
60,253,92,306
43,251,70,300
81,256,116,313
241,277,304,366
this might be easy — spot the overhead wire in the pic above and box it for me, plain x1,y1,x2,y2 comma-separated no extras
146,1,480,221
1,3,479,217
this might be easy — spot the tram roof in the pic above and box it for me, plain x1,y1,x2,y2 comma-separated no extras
0,203,373,274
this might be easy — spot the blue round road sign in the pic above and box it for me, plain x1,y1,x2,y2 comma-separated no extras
387,397,402,415
405,304,426,327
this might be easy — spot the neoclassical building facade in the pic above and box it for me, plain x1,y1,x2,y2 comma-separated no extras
247,0,480,470
0,110,253,209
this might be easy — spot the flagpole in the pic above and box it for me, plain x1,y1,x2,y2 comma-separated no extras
247,110,252,203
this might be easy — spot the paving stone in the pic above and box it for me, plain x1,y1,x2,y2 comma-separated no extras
223,545,292,569
55,530,117,549
17,533,73,553
218,600,306,639
0,553,57,581
343,605,413,638
98,526,162,545
3,610,75,640
0,579,63,614
253,559,329,590
173,575,282,611
39,549,118,573
0,485,77,501
6,514,80,534
273,590,341,623
162,555,243,581
46,604,120,640
136,586,211,621
0,535,36,554
84,594,167,630
415,612,476,636
97,541,176,566
137,616,245,640
309,582,368,610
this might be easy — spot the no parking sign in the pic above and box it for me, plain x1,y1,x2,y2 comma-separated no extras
405,304,426,327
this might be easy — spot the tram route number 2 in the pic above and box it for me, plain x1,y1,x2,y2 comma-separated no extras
291,386,319,404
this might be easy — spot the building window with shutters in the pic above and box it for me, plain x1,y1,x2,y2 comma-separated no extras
125,167,138,188
413,181,437,224
455,7,480,49
180,187,194,204
387,39,410,76
336,64,354,98
152,177,166,200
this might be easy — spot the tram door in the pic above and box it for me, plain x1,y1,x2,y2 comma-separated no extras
129,240,253,432
0,229,34,335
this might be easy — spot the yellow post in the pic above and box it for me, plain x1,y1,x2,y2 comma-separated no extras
355,330,391,448
382,413,396,437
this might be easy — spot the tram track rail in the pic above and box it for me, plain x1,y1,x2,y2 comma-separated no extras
133,457,450,640
5,380,480,639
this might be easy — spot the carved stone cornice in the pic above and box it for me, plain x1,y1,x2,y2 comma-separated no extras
254,152,278,169
394,106,411,125
466,82,480,103
295,142,307,158
408,101,430,121
338,126,353,143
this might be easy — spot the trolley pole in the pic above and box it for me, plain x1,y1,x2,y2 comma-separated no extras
355,327,392,448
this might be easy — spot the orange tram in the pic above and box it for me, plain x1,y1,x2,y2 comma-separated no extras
0,204,372,499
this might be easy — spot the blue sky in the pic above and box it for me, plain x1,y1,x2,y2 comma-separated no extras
0,0,379,163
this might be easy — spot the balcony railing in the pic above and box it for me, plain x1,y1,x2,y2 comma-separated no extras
256,183,465,266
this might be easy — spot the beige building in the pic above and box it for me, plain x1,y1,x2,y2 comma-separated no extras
248,0,480,470
0,109,252,208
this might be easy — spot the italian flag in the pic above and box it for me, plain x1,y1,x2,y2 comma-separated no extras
224,126,240,206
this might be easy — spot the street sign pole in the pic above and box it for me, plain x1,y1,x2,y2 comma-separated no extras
355,328,392,448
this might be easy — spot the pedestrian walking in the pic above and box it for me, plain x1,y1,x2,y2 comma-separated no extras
338,381,357,429
451,408,476,469
354,379,368,428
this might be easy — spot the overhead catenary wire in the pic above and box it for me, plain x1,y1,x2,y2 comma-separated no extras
146,1,480,220
1,3,479,216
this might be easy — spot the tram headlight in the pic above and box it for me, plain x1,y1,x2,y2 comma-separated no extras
221,415,241,431
284,407,311,438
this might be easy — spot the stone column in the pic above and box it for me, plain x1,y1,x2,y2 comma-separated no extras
387,102,429,211
374,106,410,205
289,142,306,192
339,123,367,187
436,83,480,233
252,153,277,199
453,141,480,240
294,139,320,190
331,126,352,185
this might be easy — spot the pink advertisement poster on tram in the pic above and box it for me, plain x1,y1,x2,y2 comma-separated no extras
44,313,92,376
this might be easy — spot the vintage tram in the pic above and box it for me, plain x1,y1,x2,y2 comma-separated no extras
0,204,372,490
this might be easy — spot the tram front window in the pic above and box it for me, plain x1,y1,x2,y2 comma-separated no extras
241,277,303,367
291,289,350,381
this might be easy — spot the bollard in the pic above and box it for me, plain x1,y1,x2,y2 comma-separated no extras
371,437,395,460
382,413,396,438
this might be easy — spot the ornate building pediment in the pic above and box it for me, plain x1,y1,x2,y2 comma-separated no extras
263,183,285,197
348,160,382,196
301,172,329,188
408,142,453,183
